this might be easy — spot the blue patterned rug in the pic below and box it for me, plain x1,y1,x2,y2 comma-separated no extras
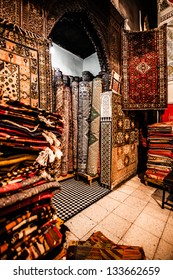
52,178,110,222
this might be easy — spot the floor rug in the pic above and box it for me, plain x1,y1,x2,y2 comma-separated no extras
66,231,146,260
52,178,110,222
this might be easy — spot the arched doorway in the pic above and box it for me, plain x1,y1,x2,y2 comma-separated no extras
48,10,110,79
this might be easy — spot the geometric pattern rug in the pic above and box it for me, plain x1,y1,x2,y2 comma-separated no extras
122,24,167,110
52,178,110,222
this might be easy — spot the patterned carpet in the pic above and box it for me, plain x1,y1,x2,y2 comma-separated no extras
52,178,110,222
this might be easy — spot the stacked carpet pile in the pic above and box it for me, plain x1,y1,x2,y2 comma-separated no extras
145,121,173,185
0,100,68,260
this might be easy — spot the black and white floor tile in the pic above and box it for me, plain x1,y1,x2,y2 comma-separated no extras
52,178,110,222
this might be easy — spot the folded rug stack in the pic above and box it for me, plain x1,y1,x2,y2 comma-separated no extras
0,100,67,260
145,122,173,185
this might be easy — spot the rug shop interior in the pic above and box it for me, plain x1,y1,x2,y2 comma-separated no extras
0,0,173,260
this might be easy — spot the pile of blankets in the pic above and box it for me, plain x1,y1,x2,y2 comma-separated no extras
0,100,68,260
145,121,173,184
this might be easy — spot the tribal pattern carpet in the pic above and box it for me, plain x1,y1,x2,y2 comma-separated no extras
52,178,110,222
77,81,92,173
71,79,79,170
112,92,136,147
122,24,167,110
167,26,173,82
67,231,145,260
0,18,52,111
87,76,102,176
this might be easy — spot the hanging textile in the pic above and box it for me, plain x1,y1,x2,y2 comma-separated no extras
87,76,102,176
122,24,167,110
0,18,52,111
77,72,92,173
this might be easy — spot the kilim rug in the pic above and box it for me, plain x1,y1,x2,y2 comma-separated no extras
77,81,92,173
122,24,167,110
66,231,146,260
87,76,102,176
52,178,110,222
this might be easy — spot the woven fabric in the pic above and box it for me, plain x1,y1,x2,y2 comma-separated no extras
122,24,167,110
61,85,70,176
77,81,92,173
0,181,61,209
71,80,79,170
67,231,145,260
87,76,102,176
167,27,173,82
0,20,52,111
68,85,73,173
145,121,173,182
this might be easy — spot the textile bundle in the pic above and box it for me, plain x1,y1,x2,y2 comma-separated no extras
52,69,102,178
145,121,173,184
0,100,68,260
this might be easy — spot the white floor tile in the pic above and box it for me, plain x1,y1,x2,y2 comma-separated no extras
121,224,159,260
65,212,96,239
96,196,120,212
161,222,173,245
81,203,109,223
98,212,132,239
113,203,141,223
154,239,173,260
134,212,165,238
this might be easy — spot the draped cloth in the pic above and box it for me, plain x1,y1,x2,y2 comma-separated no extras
122,24,167,110
87,76,102,176
77,81,92,173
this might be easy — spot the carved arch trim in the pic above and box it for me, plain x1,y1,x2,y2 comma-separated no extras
47,8,111,74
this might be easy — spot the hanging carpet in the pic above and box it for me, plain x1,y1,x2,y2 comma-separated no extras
122,24,167,110
52,178,110,222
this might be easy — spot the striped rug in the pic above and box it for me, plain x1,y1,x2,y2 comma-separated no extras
52,178,110,222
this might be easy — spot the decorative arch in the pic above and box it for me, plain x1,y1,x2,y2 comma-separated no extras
47,8,111,75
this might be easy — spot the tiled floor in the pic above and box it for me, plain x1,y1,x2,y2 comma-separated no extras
64,175,173,260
